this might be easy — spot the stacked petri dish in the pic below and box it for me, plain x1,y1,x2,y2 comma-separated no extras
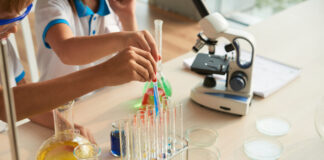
185,127,220,160
243,115,291,160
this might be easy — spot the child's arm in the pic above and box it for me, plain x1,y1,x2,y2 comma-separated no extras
0,46,157,121
108,0,137,31
46,24,157,65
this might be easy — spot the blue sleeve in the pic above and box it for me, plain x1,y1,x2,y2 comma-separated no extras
15,71,25,83
42,19,70,49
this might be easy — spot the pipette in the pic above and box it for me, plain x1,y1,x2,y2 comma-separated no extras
153,19,163,116
153,78,160,116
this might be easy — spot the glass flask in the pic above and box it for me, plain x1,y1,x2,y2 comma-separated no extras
141,19,172,108
36,101,91,160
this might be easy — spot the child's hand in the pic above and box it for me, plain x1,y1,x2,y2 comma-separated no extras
102,46,157,85
75,123,96,144
121,30,159,61
109,0,136,16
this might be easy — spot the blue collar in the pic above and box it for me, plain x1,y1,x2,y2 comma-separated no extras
74,0,110,17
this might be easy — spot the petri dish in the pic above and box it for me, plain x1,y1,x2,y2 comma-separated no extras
185,127,218,147
244,136,283,160
188,147,220,160
256,116,291,136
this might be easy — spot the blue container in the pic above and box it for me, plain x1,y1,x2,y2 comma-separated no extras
110,130,125,157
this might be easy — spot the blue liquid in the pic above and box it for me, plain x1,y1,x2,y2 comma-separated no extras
110,130,125,157
153,82,160,115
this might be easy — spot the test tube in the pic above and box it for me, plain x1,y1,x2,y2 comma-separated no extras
154,19,163,70
136,110,149,160
148,105,158,159
175,103,184,160
155,106,162,160
128,115,137,160
144,106,153,160
161,96,173,158
118,119,131,160
161,106,168,159
165,101,177,155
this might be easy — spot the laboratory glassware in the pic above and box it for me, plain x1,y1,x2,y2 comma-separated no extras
113,102,187,160
110,119,131,159
256,115,291,136
0,37,20,159
36,101,91,160
141,19,172,108
74,144,101,160
185,128,218,148
243,136,283,160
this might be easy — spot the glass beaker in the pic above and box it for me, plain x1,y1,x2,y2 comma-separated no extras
74,144,101,160
141,19,172,108
110,119,126,157
36,101,91,160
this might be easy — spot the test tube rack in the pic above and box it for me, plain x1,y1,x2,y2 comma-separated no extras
115,102,188,160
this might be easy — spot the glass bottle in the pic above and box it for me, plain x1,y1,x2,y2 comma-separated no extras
36,101,90,160
141,19,172,108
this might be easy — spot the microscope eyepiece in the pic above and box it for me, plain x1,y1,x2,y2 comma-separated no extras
192,0,210,18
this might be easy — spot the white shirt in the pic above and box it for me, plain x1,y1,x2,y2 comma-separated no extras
0,39,25,132
35,0,122,81
0,39,25,87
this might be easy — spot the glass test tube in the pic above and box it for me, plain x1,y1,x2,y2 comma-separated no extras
128,115,136,160
144,106,152,160
175,103,184,160
165,99,177,155
149,105,158,159
118,119,131,160
154,19,163,71
161,96,172,157
136,110,149,160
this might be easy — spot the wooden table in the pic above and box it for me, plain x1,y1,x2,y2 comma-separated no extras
1,0,324,159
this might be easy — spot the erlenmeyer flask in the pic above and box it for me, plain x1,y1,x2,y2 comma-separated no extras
141,19,172,108
36,101,90,160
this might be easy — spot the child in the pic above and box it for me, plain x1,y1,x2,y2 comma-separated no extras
35,0,158,81
0,0,158,143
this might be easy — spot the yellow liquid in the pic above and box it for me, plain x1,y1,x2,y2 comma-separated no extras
37,141,78,160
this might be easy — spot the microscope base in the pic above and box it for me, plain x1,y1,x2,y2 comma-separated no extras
190,85,252,116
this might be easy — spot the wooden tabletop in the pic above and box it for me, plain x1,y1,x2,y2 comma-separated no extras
1,0,324,159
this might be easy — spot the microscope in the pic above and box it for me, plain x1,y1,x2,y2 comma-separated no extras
190,0,256,115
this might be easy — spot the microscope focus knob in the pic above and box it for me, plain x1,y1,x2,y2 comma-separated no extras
230,72,247,91
225,44,235,52
203,75,216,88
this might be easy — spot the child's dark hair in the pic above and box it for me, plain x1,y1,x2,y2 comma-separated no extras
0,0,33,14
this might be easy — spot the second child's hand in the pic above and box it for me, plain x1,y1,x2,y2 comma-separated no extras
108,0,137,31
108,0,136,16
